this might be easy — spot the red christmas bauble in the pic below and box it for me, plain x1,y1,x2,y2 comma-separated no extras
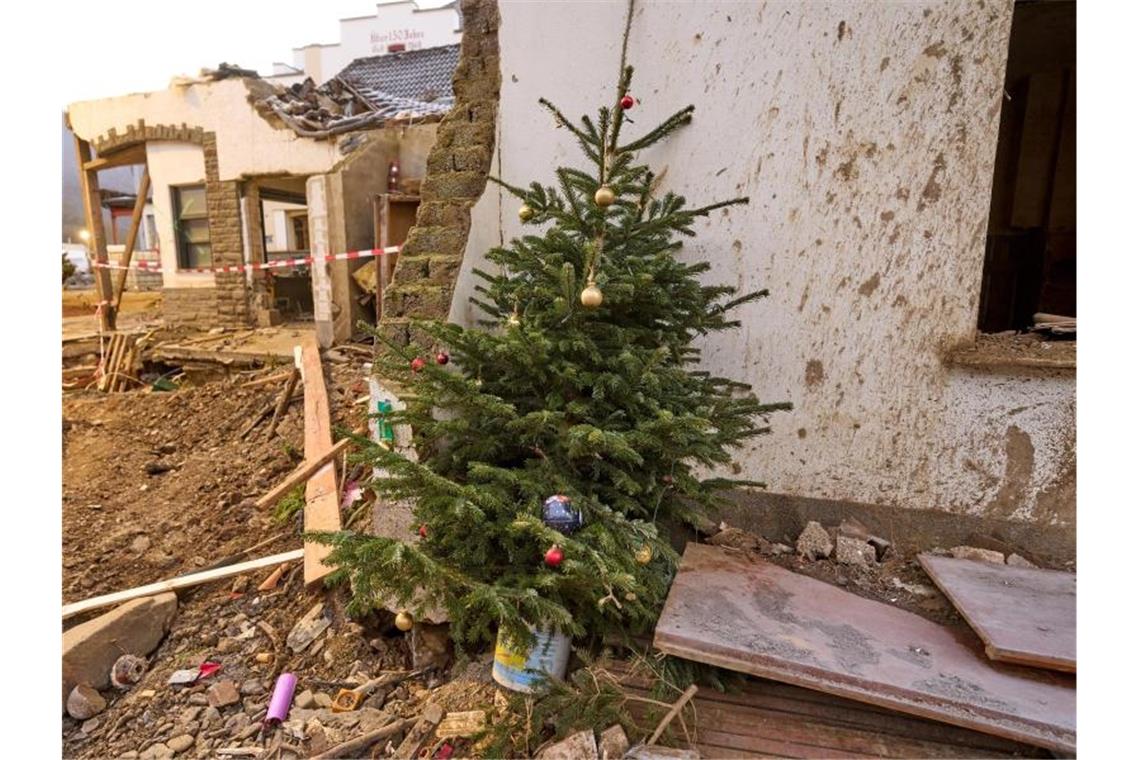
661,474,674,485
544,545,564,568
435,352,450,365
620,95,635,110
410,357,426,372
418,524,428,538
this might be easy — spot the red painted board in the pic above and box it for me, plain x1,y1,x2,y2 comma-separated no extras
653,543,1075,754
918,554,1075,673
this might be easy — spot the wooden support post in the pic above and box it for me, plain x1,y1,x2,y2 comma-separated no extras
298,335,342,587
74,136,115,332
113,167,151,314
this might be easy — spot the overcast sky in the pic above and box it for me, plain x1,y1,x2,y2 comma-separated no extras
56,0,455,105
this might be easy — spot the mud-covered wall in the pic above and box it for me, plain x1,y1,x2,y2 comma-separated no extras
451,1,1075,535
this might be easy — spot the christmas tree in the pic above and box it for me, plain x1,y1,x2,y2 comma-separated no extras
316,66,790,650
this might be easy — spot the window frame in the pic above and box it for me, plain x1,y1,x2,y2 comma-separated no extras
171,183,212,270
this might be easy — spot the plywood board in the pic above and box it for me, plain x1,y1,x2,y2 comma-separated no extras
918,554,1075,673
653,543,1075,753
298,335,340,586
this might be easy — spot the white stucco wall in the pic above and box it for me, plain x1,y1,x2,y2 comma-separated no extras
145,142,211,289
67,79,340,182
451,0,1074,528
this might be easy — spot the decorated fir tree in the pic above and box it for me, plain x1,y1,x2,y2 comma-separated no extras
317,66,790,651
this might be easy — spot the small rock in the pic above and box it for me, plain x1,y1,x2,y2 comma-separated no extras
231,576,250,594
598,724,630,759
410,622,453,671
1007,553,1038,568
167,734,195,754
179,706,202,724
139,743,173,760
314,692,333,708
215,638,240,654
67,684,107,720
240,679,266,696
138,689,157,699
200,706,222,726
295,689,317,710
891,578,936,597
144,461,174,476
254,652,274,664
796,521,833,560
206,680,241,708
117,753,140,760
188,694,209,706
155,443,177,455
81,717,101,734
835,535,876,567
867,536,892,561
767,542,793,556
236,722,261,740
223,713,251,733
707,526,763,551
950,546,1005,564
538,729,598,760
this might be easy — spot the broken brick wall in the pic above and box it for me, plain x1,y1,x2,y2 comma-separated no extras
378,0,501,349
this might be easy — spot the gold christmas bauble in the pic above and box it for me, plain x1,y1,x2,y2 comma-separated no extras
594,186,616,207
518,204,535,222
395,611,414,631
580,283,604,308
624,592,637,602
506,312,521,327
635,545,653,565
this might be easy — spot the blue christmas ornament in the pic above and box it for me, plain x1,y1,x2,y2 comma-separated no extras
542,494,583,535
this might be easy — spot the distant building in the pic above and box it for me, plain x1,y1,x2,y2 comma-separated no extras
278,0,462,84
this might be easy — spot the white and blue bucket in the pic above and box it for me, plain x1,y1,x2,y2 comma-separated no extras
491,625,571,693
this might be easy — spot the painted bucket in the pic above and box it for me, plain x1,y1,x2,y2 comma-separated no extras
491,625,571,693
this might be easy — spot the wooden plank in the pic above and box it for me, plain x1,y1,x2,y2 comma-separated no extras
653,543,1076,754
255,436,355,510
298,335,340,586
62,549,303,619
918,554,1075,673
73,136,115,332
113,168,151,314
82,143,147,172
267,368,301,437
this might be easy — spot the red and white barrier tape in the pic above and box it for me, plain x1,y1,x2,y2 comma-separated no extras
91,245,401,276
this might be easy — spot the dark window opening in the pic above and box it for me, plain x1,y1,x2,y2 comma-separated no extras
978,0,1075,333
172,184,211,269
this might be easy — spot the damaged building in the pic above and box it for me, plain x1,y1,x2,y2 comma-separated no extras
66,43,461,346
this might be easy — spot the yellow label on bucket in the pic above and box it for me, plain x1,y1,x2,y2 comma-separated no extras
494,640,526,669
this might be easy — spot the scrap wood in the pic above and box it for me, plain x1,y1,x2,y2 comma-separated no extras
266,367,302,437
297,334,342,587
918,554,1075,673
653,542,1075,754
62,549,303,620
646,684,698,746
392,703,444,759
254,433,360,509
257,562,291,592
239,394,302,439
240,370,293,389
309,717,413,760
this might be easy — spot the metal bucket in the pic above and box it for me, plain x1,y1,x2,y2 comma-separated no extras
491,625,571,693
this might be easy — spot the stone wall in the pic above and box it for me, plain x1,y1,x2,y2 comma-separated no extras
162,287,219,326
378,0,501,348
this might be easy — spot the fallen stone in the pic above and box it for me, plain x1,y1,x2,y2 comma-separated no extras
950,546,1005,564
188,694,209,706
63,593,178,707
295,689,316,710
139,742,173,760
231,576,250,594
67,684,107,720
707,526,763,552
795,521,833,560
201,706,222,726
538,729,598,760
131,535,152,554
167,734,195,754
314,692,333,708
1007,553,1038,568
767,543,793,556
144,461,174,476
598,724,630,759
835,535,877,567
81,717,100,734
206,680,241,708
286,603,331,653
867,536,892,561
179,706,202,724
890,578,936,597
411,622,453,671
239,679,265,696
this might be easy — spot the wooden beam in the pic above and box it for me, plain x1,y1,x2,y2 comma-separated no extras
74,136,115,331
82,144,147,172
298,335,341,587
255,435,356,510
113,168,151,314
62,549,303,620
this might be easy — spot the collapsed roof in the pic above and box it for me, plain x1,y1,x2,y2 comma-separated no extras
256,44,460,138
